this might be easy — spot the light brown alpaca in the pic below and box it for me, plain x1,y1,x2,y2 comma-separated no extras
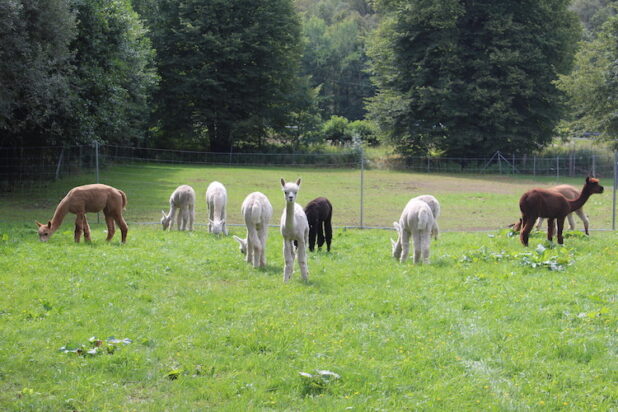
519,177,603,246
36,184,128,243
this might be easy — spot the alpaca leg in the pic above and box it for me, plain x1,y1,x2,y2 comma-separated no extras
575,209,589,235
208,203,214,233
252,241,262,268
82,215,92,242
567,213,576,231
400,230,411,262
412,232,422,264
324,217,332,252
556,217,565,245
114,213,128,243
317,221,325,250
431,221,439,240
74,215,84,243
105,214,116,241
520,215,536,246
246,236,254,264
283,240,294,282
189,204,194,231
547,218,555,242
258,227,268,267
297,239,309,281
308,225,316,252
421,232,431,264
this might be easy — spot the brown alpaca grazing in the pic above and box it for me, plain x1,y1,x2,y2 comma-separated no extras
519,177,603,246
36,184,128,243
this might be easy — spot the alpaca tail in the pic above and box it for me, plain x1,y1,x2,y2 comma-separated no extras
418,206,434,233
119,190,127,210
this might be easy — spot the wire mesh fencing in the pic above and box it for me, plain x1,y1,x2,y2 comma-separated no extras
1,144,616,231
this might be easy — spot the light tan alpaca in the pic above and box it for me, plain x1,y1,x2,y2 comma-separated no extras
36,184,128,243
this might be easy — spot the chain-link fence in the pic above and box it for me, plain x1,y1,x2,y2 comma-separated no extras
1,144,617,230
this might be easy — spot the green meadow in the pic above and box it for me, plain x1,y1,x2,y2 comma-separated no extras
0,164,616,410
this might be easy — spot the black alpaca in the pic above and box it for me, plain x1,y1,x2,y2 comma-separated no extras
304,197,333,252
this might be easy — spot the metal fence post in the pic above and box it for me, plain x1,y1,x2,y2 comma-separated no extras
612,152,618,230
592,154,596,177
360,147,364,229
556,156,559,180
55,147,65,180
95,141,100,223
533,156,536,176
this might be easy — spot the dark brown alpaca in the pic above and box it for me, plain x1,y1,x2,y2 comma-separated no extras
519,177,603,246
304,197,333,252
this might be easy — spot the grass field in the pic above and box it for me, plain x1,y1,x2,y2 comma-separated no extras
0,163,615,231
0,165,616,410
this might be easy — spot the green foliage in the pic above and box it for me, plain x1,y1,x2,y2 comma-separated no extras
321,115,351,145
0,0,156,148
557,13,618,147
70,0,158,145
0,0,76,146
152,0,304,151
367,0,581,157
297,0,376,121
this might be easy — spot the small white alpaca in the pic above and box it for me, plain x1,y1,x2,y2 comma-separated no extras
161,185,195,231
391,198,436,264
280,178,310,282
233,192,273,268
206,181,228,235
411,194,440,239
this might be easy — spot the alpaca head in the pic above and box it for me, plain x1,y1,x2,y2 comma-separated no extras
161,210,171,230
209,218,225,235
585,176,604,194
280,178,301,203
391,221,402,259
232,235,247,255
36,221,53,242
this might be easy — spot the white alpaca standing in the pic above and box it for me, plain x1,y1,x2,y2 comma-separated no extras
233,192,272,268
391,198,436,264
280,178,309,282
206,181,228,235
411,194,441,240
161,185,195,231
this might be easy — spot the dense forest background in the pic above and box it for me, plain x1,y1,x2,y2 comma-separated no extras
1,0,617,156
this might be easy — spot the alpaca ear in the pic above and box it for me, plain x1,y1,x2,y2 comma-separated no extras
390,238,396,247
161,210,166,218
280,178,286,187
209,218,214,224
586,176,590,183
296,178,301,186
232,235,242,244
36,221,43,228
393,221,400,232
47,221,52,228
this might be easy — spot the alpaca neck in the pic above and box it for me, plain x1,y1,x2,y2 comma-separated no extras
284,200,295,230
568,185,593,212
49,198,70,233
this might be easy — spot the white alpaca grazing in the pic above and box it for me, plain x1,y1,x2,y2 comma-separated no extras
206,181,228,235
233,192,272,268
391,198,436,264
161,185,195,231
280,178,309,282
411,194,441,240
